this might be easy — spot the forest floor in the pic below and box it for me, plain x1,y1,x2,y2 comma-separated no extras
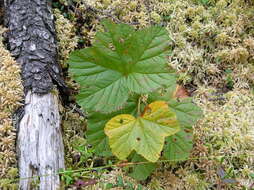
0,0,254,189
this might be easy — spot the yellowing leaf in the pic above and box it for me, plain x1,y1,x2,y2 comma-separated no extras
104,101,180,162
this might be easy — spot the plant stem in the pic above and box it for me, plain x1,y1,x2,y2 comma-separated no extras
138,96,141,116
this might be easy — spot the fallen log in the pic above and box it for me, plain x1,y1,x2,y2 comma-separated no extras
4,0,68,189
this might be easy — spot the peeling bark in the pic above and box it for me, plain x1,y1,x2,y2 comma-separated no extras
4,0,67,189
18,91,64,190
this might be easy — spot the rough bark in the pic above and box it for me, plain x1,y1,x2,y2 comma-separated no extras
4,0,67,189
4,0,67,94
0,0,3,25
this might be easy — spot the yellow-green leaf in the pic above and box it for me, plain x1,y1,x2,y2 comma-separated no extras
104,101,180,162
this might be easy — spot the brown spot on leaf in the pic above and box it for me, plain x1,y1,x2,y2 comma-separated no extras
136,137,141,141
173,138,177,142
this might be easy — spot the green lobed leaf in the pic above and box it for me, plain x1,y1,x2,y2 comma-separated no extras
68,19,175,113
105,101,180,162
86,111,112,156
164,129,193,161
148,84,176,102
168,98,203,128
163,98,203,161
128,153,156,181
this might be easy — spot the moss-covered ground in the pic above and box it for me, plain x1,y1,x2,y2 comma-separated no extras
0,27,23,189
0,0,254,189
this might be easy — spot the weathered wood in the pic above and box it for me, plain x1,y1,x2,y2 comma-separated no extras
4,0,67,189
18,91,64,190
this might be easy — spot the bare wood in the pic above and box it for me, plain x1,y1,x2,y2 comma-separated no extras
18,91,64,190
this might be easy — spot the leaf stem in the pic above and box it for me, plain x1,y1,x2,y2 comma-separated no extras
138,96,141,116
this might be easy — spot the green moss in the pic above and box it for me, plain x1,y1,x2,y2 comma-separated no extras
0,26,22,190
54,9,78,69
192,88,254,189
